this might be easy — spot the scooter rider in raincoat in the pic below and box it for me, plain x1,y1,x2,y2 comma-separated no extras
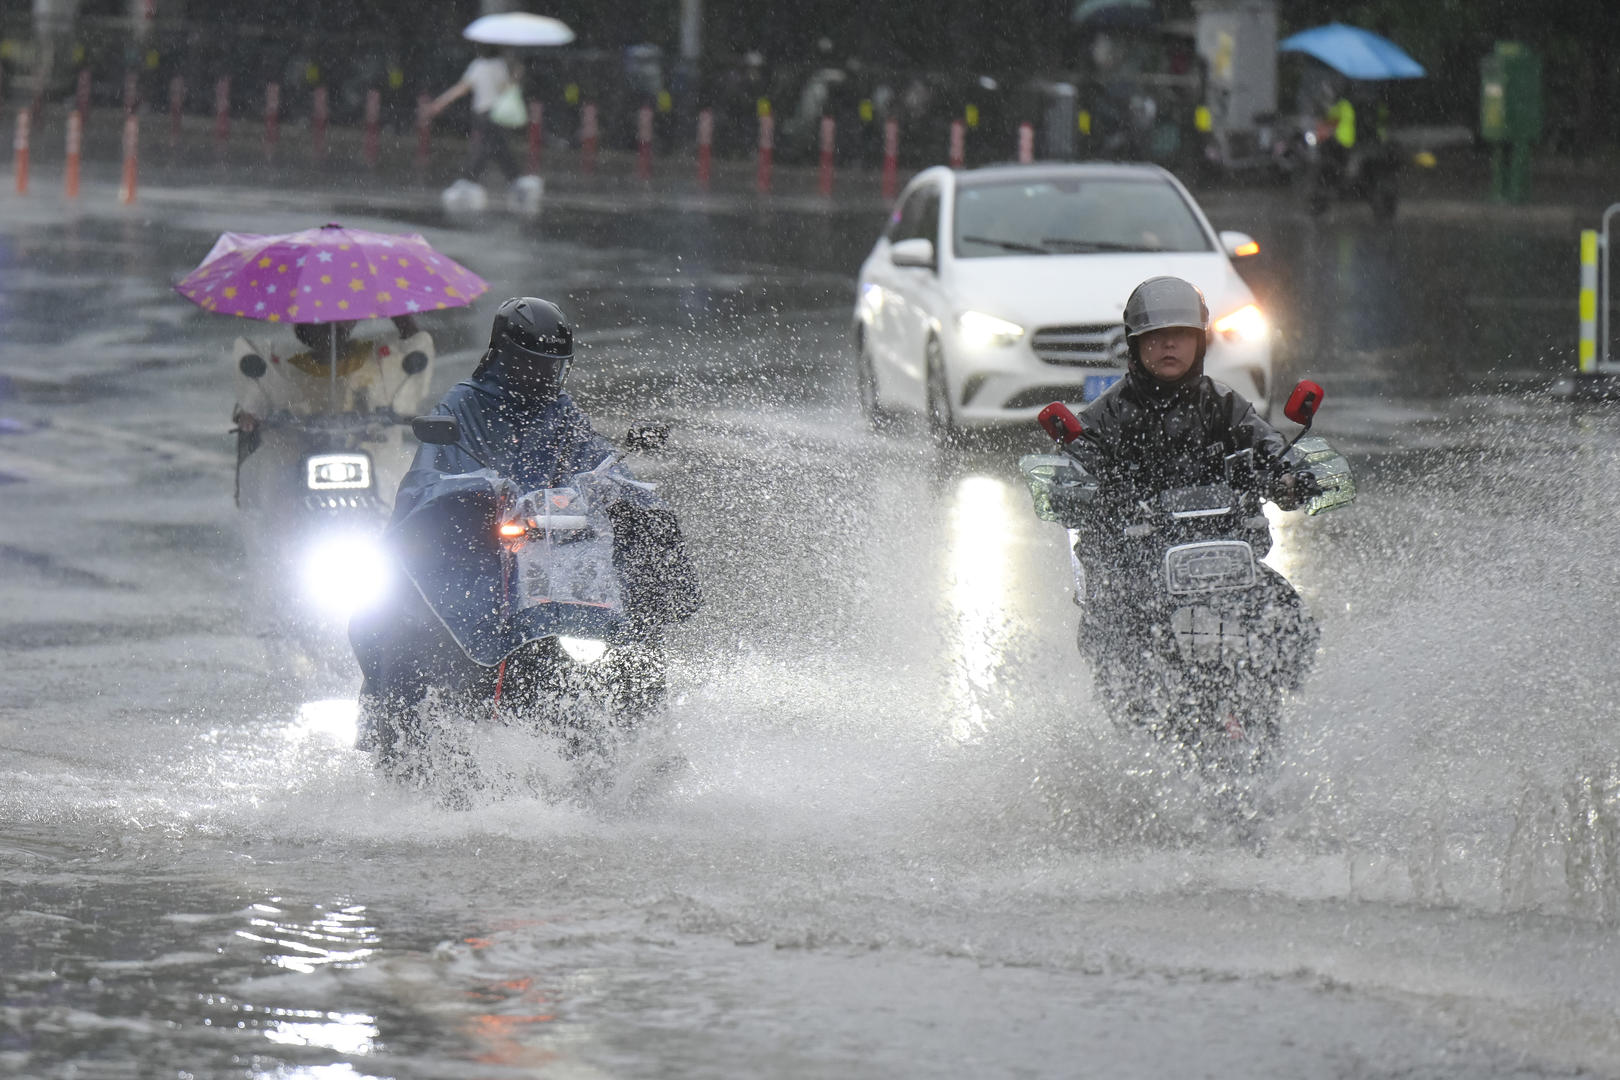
1064,275,1322,688
348,296,700,750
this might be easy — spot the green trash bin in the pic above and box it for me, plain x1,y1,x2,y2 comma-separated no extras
1480,42,1542,203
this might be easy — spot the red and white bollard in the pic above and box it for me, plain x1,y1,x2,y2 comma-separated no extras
64,110,81,199
527,101,542,173
1017,122,1034,164
13,108,29,195
264,82,280,154
168,75,183,148
881,117,899,201
363,89,380,167
312,86,328,159
818,116,836,197
580,103,598,174
76,69,90,120
696,107,713,188
636,104,653,181
119,113,139,205
756,113,774,193
948,119,965,169
214,77,230,146
415,94,430,169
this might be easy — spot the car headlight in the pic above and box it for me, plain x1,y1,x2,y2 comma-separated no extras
306,453,372,491
955,310,1025,348
1213,304,1268,344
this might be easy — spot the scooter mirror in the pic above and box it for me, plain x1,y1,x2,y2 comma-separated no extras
401,351,429,376
1037,401,1083,444
239,353,267,379
624,421,670,453
1284,380,1325,427
411,415,461,445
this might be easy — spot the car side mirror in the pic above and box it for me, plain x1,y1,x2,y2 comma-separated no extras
1284,380,1324,427
239,353,267,379
411,415,460,445
1037,401,1083,444
890,237,936,269
624,421,670,453
401,350,429,376
1219,230,1261,258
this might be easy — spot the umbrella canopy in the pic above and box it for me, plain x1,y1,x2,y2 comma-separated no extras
1071,0,1154,29
174,223,489,324
463,12,574,47
1279,23,1426,80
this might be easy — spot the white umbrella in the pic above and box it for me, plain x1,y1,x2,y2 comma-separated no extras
462,12,575,47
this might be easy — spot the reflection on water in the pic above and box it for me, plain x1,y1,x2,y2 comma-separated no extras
262,1011,379,1056
290,698,360,747
236,902,378,975
942,474,1018,742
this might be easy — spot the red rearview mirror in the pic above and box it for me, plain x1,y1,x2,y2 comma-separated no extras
1038,401,1083,444
1284,380,1324,427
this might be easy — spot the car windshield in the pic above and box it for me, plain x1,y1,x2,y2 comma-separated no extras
953,176,1213,258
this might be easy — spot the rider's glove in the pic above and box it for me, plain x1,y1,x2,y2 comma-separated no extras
1273,470,1322,510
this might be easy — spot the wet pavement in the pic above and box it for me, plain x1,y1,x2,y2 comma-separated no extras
2,166,1620,1078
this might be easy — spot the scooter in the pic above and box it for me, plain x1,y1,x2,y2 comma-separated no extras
351,416,697,787
1018,381,1354,776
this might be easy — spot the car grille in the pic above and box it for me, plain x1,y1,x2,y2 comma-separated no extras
1031,323,1128,367
1002,385,1089,410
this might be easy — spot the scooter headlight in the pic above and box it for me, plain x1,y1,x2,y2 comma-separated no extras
306,453,372,491
302,535,390,616
557,636,608,665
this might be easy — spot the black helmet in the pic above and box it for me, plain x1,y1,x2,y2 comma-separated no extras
483,296,574,401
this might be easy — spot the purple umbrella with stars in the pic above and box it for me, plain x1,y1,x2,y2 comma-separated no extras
174,222,489,324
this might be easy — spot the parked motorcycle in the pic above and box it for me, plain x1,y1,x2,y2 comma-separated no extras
1018,381,1354,776
350,416,700,786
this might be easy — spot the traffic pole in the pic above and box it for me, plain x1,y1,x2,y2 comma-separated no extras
213,77,230,147
696,107,713,189
13,108,29,195
64,110,81,199
881,117,899,200
1579,230,1599,375
527,101,542,173
756,113,774,193
580,103,598,174
636,104,653,181
312,86,328,159
264,81,280,155
818,116,836,197
1017,122,1034,164
118,113,139,205
168,75,183,148
948,119,965,169
363,89,380,167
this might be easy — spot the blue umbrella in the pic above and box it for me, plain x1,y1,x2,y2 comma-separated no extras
1279,23,1426,80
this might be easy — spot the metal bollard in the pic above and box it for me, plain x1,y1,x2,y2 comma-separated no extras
168,76,183,148
948,119,965,169
214,77,230,146
696,108,713,189
527,101,542,173
637,105,653,181
13,108,28,195
756,113,774,193
1017,122,1034,164
881,118,899,201
580,103,598,174
264,82,280,155
363,89,380,167
312,86,328,159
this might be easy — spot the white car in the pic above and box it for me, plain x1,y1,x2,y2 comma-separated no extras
853,162,1273,439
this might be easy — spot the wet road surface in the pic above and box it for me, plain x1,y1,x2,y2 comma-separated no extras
2,177,1619,1077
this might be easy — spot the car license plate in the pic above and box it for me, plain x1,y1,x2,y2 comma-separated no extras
1083,374,1121,400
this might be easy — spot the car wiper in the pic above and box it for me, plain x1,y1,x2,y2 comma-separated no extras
1041,238,1165,252
959,234,1050,254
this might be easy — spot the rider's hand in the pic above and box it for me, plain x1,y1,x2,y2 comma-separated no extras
1273,471,1322,510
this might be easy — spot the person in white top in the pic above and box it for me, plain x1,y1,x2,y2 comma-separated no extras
426,44,522,184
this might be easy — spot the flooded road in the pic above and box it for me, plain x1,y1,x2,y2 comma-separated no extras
2,179,1619,1077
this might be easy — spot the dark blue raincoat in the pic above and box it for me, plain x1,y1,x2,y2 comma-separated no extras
357,365,697,676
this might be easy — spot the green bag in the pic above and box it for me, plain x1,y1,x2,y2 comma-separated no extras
489,83,527,129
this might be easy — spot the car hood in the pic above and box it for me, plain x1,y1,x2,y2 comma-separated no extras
944,251,1252,328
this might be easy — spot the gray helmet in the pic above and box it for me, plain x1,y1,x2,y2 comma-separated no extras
1122,276,1209,340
